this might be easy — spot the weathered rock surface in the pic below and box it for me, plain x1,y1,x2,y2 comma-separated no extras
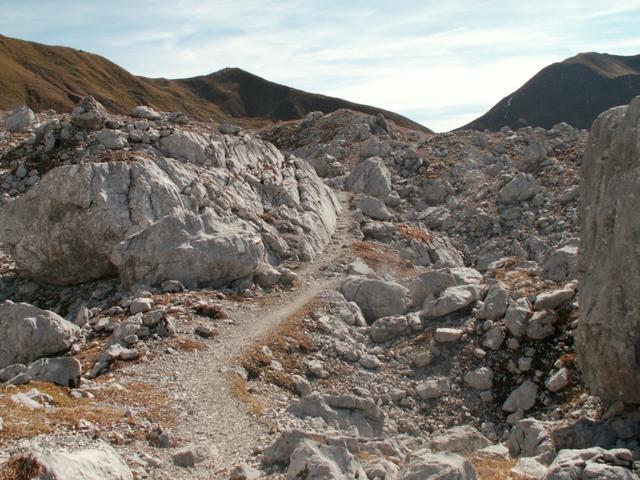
70,95,108,130
5,105,36,132
398,451,477,479
342,276,408,322
287,439,367,480
345,156,392,198
577,97,640,404
112,213,265,288
3,443,133,479
0,129,339,287
0,301,79,368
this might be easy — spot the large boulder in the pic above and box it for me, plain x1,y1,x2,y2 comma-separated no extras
342,276,408,322
345,156,392,198
499,172,541,203
577,97,640,404
544,447,636,480
0,132,339,287
398,451,477,480
0,159,187,284
422,285,480,319
1,443,133,479
70,95,108,130
112,213,265,288
287,439,367,480
0,301,79,368
5,105,36,132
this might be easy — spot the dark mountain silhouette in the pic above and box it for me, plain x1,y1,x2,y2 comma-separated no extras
461,52,640,131
0,34,430,131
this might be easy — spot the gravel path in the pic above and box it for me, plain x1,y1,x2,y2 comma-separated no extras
150,191,356,478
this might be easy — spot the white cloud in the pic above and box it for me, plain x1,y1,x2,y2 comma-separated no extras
1,0,638,130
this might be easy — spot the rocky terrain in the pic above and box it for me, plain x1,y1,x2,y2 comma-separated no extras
463,52,640,131
0,92,638,480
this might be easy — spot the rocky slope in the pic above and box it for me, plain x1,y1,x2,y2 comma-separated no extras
462,52,640,131
0,34,429,132
0,96,639,480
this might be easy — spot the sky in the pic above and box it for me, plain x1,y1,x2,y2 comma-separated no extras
1,0,639,131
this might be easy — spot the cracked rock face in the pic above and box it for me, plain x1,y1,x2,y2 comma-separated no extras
577,96,640,404
0,121,339,287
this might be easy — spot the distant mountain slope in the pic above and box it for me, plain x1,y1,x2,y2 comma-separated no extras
0,35,430,132
461,52,640,131
0,34,224,120
177,67,430,131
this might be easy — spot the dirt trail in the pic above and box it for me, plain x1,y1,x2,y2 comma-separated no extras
166,191,356,478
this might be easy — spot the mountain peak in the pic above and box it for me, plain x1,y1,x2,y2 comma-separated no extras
461,51,640,131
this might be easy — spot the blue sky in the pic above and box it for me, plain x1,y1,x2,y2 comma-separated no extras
2,0,639,131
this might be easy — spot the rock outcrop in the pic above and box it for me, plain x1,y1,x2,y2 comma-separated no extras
0,104,339,287
577,96,640,404
0,301,79,368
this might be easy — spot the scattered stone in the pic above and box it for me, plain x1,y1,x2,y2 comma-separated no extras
545,368,569,393
2,443,133,479
428,425,491,454
172,443,216,468
5,105,36,132
398,451,477,479
0,301,79,368
71,95,108,130
342,276,408,322
132,105,161,120
434,327,463,343
503,381,538,413
464,367,494,391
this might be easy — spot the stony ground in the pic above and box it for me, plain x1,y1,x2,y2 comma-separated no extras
0,101,638,480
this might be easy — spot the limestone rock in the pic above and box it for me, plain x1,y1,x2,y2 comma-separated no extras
356,195,394,221
345,156,392,198
503,381,538,413
544,447,636,480
287,439,367,480
534,287,575,311
542,244,578,282
422,285,479,319
475,283,509,320
577,97,640,404
370,315,411,343
499,173,541,203
4,443,133,479
464,367,494,391
398,451,477,479
545,368,569,393
526,310,557,340
0,301,79,368
132,105,161,120
112,213,265,288
96,128,128,149
342,276,408,323
507,418,556,463
5,105,36,132
428,425,491,454
70,95,108,130
27,357,82,388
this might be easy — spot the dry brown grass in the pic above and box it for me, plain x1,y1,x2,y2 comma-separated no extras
238,299,319,393
351,241,415,277
0,453,43,480
493,260,542,297
169,337,208,352
194,303,227,320
395,223,433,243
0,380,172,446
471,456,518,480
228,373,266,416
